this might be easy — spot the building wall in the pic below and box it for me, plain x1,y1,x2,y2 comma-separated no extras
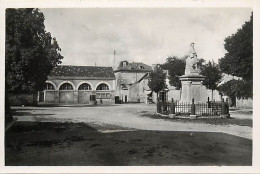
138,78,150,102
116,72,148,85
168,89,181,101
59,91,78,104
43,79,115,104
48,79,115,91
119,89,129,102
129,84,139,102
236,98,252,108
205,89,222,101
78,91,92,104
45,91,57,103
115,71,150,102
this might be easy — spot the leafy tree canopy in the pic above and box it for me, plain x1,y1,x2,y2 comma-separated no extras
219,13,253,81
218,79,252,99
200,60,223,91
161,56,186,89
6,8,63,94
161,55,206,90
218,12,252,99
148,65,167,94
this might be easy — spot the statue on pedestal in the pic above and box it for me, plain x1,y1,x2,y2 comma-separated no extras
179,43,205,102
185,42,200,75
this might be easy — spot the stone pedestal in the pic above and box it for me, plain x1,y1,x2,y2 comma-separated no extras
179,73,205,102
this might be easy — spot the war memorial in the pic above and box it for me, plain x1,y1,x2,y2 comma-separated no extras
156,43,230,118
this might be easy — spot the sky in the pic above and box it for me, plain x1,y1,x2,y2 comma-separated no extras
40,8,252,67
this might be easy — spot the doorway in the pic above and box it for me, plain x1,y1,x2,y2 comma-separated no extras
125,95,128,103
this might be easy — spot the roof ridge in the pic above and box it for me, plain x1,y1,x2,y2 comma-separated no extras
49,65,115,78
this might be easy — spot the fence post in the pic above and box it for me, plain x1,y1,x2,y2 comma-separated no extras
169,99,176,118
207,97,211,108
221,98,229,118
157,101,162,114
163,102,167,114
190,98,197,119
226,98,230,118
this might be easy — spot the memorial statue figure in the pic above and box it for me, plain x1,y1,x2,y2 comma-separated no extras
185,42,200,75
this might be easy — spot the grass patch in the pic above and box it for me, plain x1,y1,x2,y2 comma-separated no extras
141,114,252,127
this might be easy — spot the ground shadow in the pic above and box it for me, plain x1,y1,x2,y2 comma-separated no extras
12,111,54,117
5,122,252,166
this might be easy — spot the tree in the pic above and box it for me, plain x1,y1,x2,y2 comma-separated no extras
148,65,167,99
5,8,63,123
218,12,252,99
6,8,63,94
200,60,223,100
161,56,205,90
218,79,252,106
219,13,252,81
161,56,186,89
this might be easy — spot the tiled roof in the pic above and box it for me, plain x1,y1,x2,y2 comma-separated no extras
115,62,152,72
48,65,115,79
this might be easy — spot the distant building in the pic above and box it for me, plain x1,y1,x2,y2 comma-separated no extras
41,65,116,104
114,61,153,103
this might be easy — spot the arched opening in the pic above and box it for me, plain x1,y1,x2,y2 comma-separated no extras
96,83,110,101
96,83,109,90
44,82,55,90
78,83,92,90
59,83,73,90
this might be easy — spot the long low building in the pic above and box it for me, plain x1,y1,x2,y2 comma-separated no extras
40,65,116,104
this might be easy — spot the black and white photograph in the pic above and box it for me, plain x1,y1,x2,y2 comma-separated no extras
1,0,259,173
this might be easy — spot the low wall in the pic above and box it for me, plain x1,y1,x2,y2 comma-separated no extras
59,91,77,104
168,89,181,101
45,91,57,103
236,98,253,108
44,90,115,104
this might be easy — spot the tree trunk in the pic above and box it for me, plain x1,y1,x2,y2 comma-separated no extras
180,87,182,100
212,89,214,101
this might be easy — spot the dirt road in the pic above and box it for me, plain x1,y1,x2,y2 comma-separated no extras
12,103,252,139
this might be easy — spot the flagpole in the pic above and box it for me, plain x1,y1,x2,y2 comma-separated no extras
113,50,116,70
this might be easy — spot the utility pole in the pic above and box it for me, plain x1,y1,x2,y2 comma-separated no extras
113,50,116,70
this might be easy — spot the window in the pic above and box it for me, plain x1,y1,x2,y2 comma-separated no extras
139,66,144,69
101,93,106,98
44,83,55,90
59,83,73,90
96,83,109,90
78,83,91,90
96,93,111,99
